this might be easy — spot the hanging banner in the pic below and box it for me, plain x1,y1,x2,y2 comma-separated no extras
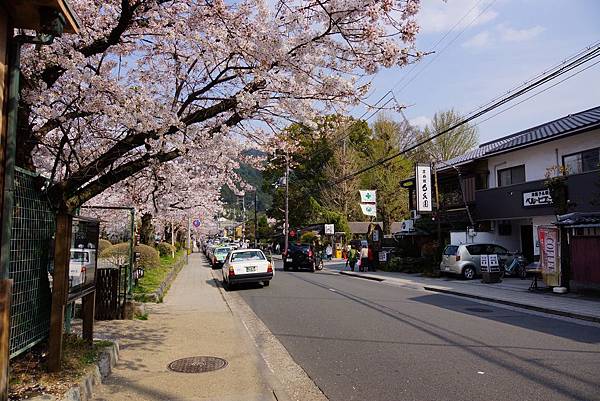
416,164,432,212
538,226,561,286
360,203,377,217
359,190,377,204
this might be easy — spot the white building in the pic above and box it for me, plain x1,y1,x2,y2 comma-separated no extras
442,106,600,263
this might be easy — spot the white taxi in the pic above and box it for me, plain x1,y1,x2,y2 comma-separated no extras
221,249,273,288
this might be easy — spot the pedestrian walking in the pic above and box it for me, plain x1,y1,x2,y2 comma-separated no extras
360,245,368,272
348,246,358,271
326,244,333,260
344,243,352,268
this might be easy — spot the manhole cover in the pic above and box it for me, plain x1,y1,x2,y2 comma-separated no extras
465,307,494,313
168,356,228,373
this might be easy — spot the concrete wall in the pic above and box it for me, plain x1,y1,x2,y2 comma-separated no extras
487,129,600,188
450,219,527,252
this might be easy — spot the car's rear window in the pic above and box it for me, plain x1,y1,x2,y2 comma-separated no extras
290,244,310,251
215,248,231,255
443,245,459,256
231,251,265,261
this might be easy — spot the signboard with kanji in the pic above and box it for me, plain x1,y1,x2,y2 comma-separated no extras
523,189,553,207
416,164,432,212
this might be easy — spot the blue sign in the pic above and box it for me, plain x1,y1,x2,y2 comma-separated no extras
193,219,201,228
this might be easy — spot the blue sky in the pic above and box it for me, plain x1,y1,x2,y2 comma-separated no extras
356,0,600,144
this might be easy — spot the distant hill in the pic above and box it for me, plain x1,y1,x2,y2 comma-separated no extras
220,151,272,215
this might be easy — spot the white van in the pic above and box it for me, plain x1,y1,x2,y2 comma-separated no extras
69,248,96,287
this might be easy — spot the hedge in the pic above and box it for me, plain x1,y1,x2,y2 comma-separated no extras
100,243,160,269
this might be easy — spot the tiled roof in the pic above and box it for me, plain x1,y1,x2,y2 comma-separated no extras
556,212,600,227
439,106,600,170
348,222,382,234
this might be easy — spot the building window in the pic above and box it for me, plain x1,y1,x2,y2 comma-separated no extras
497,165,525,187
563,147,600,175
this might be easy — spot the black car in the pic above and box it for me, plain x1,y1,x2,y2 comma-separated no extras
282,243,323,272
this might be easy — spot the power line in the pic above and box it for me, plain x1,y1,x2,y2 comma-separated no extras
467,40,600,117
393,0,498,96
333,43,600,184
472,58,600,127
285,1,498,164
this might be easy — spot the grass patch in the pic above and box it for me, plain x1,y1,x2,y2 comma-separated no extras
133,250,184,297
9,335,114,400
135,312,149,320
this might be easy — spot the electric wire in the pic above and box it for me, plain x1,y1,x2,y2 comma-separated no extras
333,44,600,184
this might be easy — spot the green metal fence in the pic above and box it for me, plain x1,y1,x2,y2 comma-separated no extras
8,167,55,358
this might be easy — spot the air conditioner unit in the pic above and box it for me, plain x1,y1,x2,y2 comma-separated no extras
400,220,414,232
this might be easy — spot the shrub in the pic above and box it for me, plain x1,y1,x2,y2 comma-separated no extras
157,242,176,257
100,243,160,269
98,239,112,253
134,244,161,269
100,243,129,267
174,241,183,250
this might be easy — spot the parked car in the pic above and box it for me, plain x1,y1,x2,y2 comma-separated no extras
211,246,232,269
221,249,273,288
282,243,322,272
69,248,96,288
440,243,517,279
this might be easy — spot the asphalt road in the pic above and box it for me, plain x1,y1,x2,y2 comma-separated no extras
236,260,600,401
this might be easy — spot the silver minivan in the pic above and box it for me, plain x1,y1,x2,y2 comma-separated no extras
440,243,515,279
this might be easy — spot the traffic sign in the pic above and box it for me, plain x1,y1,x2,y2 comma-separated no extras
193,219,201,228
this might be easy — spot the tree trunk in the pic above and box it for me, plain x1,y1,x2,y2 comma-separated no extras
139,213,154,245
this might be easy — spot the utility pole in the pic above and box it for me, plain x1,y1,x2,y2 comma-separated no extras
254,190,258,248
186,216,191,260
241,194,246,244
171,220,175,258
284,151,290,256
433,166,441,246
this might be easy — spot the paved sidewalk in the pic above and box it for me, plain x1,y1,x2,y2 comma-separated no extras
91,254,283,401
327,263,600,323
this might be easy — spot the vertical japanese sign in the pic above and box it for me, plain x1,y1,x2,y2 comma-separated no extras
538,226,561,287
416,164,432,212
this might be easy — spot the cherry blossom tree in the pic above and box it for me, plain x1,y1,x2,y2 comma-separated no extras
18,0,421,215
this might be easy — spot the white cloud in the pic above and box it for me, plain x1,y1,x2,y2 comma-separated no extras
462,31,491,48
409,116,431,129
497,24,545,42
418,0,498,34
462,23,545,48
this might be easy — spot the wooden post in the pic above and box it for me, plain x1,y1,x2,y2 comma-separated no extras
0,280,12,401
81,291,95,344
48,213,72,372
